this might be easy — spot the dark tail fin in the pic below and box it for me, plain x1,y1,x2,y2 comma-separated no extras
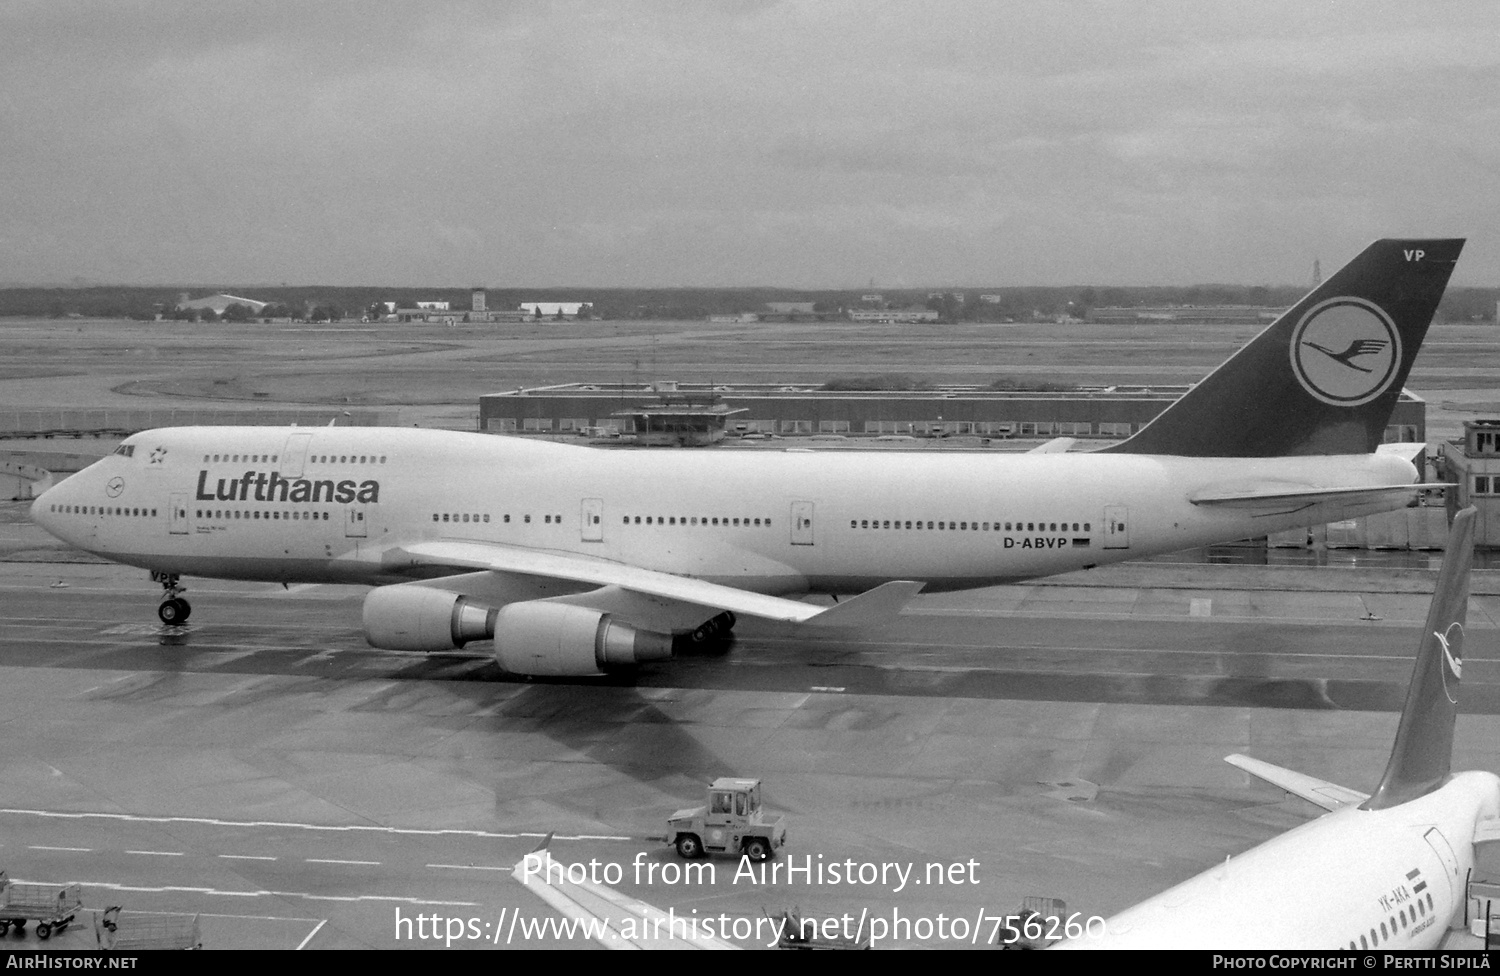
1361,507,1475,811
1103,239,1463,457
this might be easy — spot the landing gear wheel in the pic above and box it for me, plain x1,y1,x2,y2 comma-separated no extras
151,571,189,624
744,838,770,862
36,924,50,940
675,834,703,859
0,921,9,936
158,598,190,625
12,921,24,937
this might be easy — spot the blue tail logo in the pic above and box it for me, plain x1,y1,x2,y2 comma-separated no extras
1289,297,1402,406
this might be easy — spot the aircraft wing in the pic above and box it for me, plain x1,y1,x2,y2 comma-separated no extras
1189,483,1446,510
385,540,923,628
1225,754,1369,812
513,839,738,950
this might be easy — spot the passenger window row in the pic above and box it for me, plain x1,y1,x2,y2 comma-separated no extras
201,454,389,464
849,519,1091,532
1350,890,1434,950
621,515,771,527
430,514,562,525
49,504,157,517
195,508,330,521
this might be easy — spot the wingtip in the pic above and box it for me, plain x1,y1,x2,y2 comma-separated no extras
530,830,555,855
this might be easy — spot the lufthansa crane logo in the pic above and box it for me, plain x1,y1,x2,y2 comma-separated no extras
1434,621,1464,704
1289,297,1402,407
105,476,124,498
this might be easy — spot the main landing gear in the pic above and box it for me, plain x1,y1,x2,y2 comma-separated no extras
152,571,191,625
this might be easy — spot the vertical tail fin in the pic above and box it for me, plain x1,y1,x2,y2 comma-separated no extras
1361,507,1475,810
1103,239,1463,457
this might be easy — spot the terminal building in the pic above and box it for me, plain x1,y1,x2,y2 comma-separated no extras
1086,306,1286,325
478,381,1426,445
1438,419,1500,547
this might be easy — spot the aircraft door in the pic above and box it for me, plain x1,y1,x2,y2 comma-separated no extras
581,498,603,543
168,492,189,535
280,432,313,478
790,501,815,546
1423,827,1460,902
345,507,368,538
1102,505,1129,549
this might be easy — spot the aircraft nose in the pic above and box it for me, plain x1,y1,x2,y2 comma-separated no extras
29,480,62,536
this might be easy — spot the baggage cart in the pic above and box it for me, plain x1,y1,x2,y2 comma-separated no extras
95,907,202,950
0,879,82,940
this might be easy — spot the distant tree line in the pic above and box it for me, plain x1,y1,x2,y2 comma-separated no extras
0,284,1494,324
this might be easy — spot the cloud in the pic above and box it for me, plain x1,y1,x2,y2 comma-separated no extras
2,0,1497,285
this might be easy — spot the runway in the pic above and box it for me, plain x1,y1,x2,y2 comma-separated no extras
1,544,1498,947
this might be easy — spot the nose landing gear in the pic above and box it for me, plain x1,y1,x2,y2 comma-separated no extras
151,571,191,625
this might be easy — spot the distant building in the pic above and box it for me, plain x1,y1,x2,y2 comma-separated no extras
860,294,883,303
471,288,486,313
979,294,1004,304
846,307,939,323
481,381,1426,451
1087,305,1286,325
707,313,760,323
175,293,268,315
520,302,586,318
415,301,450,311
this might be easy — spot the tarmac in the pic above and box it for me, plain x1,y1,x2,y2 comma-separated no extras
0,501,1497,949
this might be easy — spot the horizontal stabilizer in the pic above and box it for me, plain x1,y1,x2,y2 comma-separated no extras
1476,818,1500,845
1225,754,1368,812
513,845,738,949
1028,437,1076,454
801,580,925,629
1188,482,1441,510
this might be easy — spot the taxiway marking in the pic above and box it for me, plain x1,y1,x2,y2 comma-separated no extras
219,854,278,861
55,879,479,907
29,845,90,852
306,858,381,866
0,808,629,842
126,849,184,856
297,919,327,951
428,863,508,872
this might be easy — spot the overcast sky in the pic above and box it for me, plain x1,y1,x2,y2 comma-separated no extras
3,0,1497,288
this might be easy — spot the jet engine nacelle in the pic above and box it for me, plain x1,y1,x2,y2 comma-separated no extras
363,585,497,652
492,602,674,677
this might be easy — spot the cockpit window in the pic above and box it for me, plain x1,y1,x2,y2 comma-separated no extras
112,445,135,457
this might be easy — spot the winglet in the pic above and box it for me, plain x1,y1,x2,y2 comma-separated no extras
1102,239,1463,457
529,831,555,855
801,580,925,629
1361,507,1476,810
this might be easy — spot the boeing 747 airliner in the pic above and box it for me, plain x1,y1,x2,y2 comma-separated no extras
1055,508,1499,950
30,239,1463,676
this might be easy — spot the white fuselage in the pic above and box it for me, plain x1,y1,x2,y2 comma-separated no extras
1055,771,1500,950
32,427,1418,596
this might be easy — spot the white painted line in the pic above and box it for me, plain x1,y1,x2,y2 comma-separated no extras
126,849,184,856
0,808,629,842
305,858,381,866
1190,598,1213,617
58,879,479,907
218,854,278,861
29,845,91,852
428,863,508,872
297,919,328,951
810,686,845,692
